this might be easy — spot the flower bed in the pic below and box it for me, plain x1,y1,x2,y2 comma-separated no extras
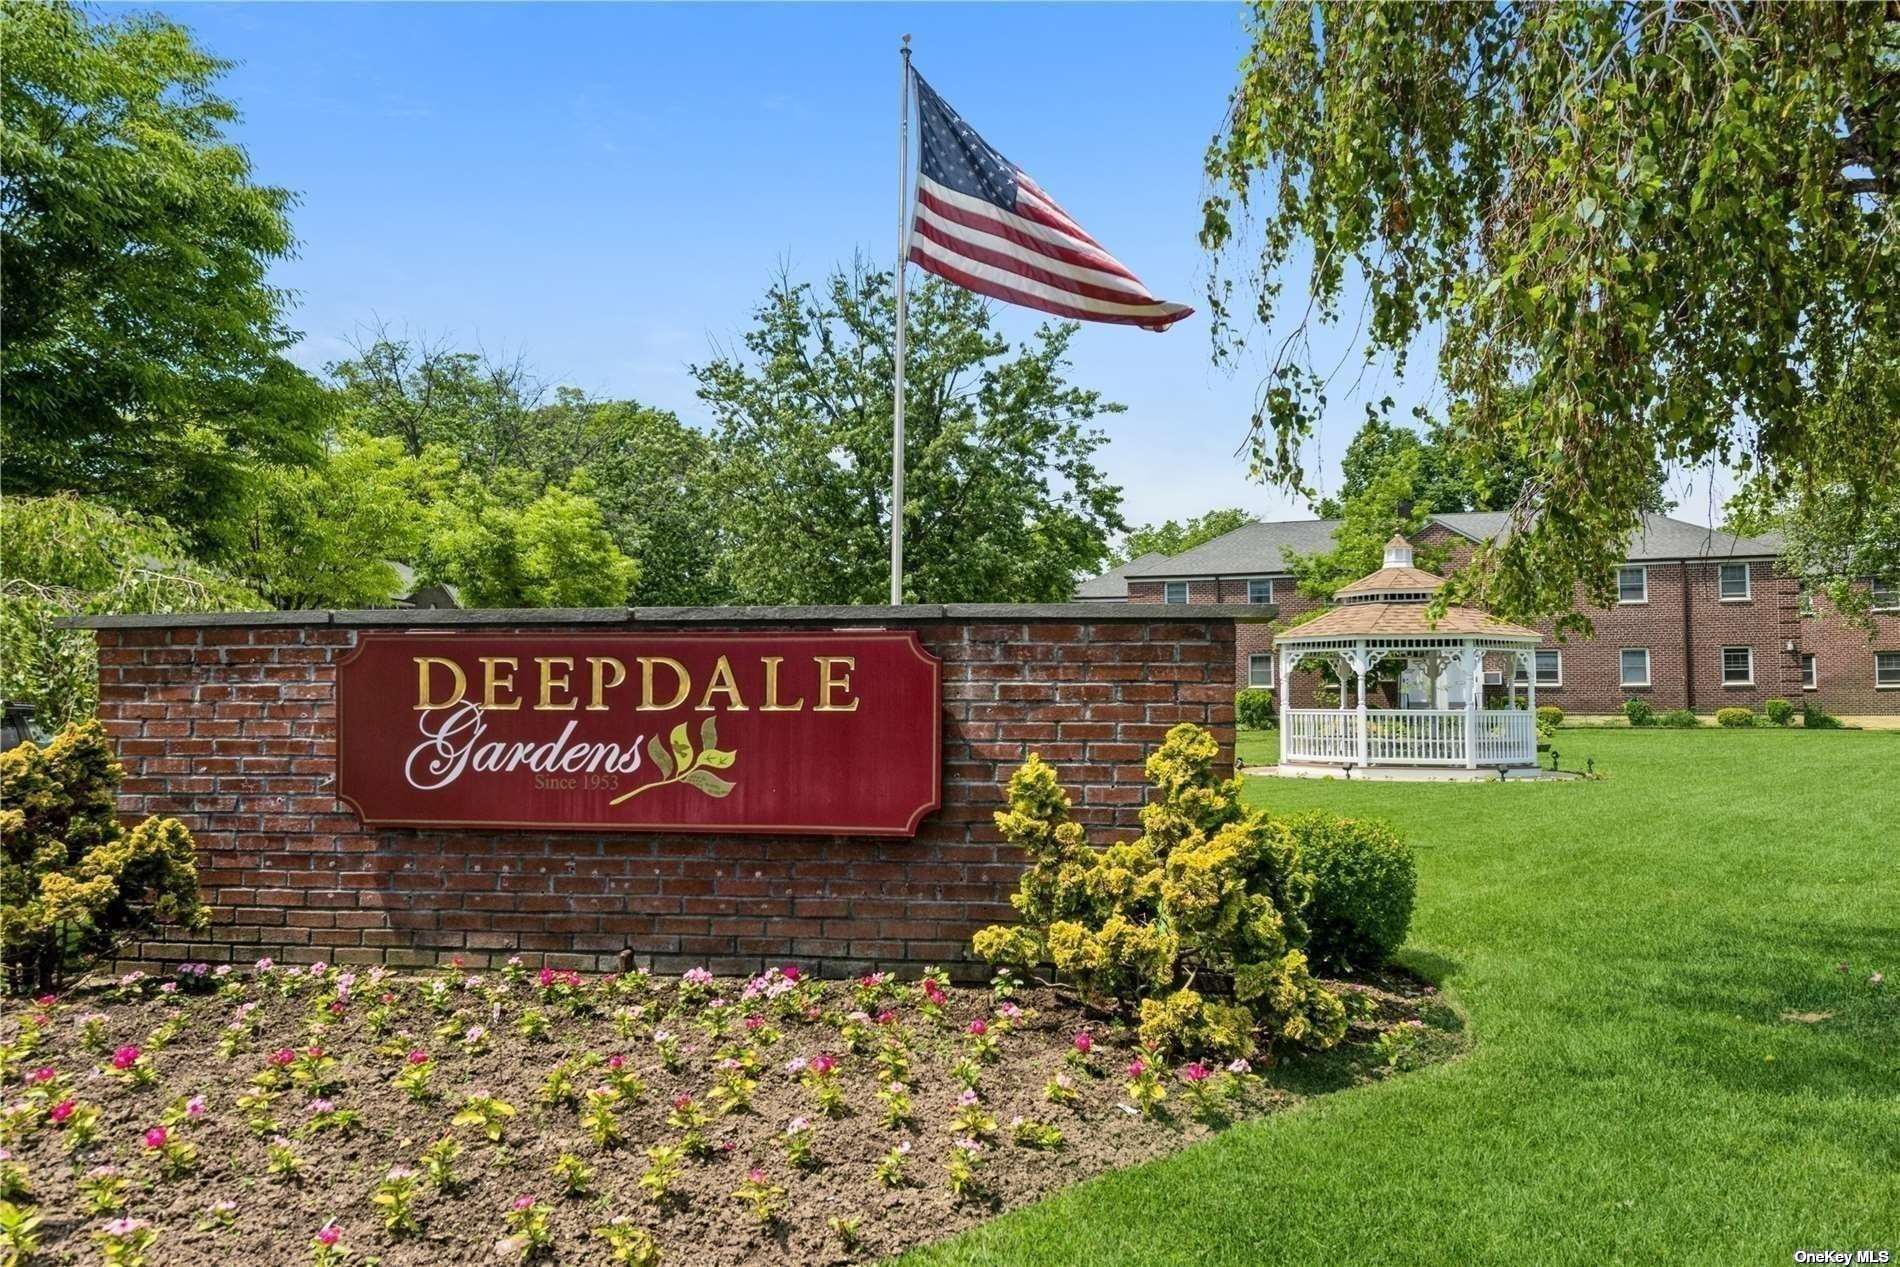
0,959,1455,1266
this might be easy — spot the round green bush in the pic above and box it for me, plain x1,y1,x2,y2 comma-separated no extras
1284,810,1417,974
1656,708,1701,728
1235,687,1276,729
1623,698,1655,726
1762,698,1794,726
1715,707,1754,728
1535,704,1564,729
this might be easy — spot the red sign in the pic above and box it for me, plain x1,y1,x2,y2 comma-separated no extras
335,632,941,836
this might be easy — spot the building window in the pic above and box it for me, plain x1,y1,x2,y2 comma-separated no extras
1617,566,1648,604
1801,654,1817,691
1873,578,1899,612
1248,654,1274,688
1515,650,1562,687
1163,581,1188,604
1878,652,1900,689
1721,645,1754,686
1619,648,1651,687
1247,578,1274,605
1798,587,1816,617
1718,563,1751,601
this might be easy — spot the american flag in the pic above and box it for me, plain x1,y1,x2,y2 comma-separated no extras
908,73,1193,332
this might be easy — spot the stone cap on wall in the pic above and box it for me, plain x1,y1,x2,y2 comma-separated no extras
65,602,1278,630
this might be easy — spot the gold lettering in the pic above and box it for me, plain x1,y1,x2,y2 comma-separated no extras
638,656,691,711
479,656,522,710
814,656,860,712
760,656,804,711
414,656,467,710
586,657,627,710
694,654,749,711
535,656,577,711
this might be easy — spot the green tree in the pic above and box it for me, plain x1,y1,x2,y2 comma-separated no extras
694,264,1125,604
1,1,328,543
0,496,262,727
1121,508,1252,563
212,431,447,610
425,478,640,609
1203,3,1897,622
331,337,719,605
1286,450,1443,602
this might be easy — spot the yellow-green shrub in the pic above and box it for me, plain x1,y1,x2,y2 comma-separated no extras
1,721,206,993
971,724,1347,1059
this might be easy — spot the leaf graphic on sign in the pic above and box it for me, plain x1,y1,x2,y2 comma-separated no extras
669,722,695,771
611,713,740,806
646,732,674,778
680,769,734,797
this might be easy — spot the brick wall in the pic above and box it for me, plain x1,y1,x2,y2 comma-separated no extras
87,608,1242,979
1799,588,1900,716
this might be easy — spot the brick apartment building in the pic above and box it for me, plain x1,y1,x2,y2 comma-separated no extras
1077,513,1900,719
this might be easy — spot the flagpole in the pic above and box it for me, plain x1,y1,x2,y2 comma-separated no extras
890,34,912,606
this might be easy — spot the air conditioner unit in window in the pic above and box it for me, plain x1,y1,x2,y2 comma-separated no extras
1483,670,1503,686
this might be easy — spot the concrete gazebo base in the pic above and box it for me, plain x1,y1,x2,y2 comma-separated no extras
1245,763,1580,783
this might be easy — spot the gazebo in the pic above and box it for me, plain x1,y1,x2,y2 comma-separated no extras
1273,536,1544,774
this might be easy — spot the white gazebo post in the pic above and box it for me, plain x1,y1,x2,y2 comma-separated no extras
1352,641,1369,769
1276,640,1288,739
1464,643,1480,769
1527,650,1539,715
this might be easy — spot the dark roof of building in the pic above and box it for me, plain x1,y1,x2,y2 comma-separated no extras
1102,512,1780,584
1074,551,1168,600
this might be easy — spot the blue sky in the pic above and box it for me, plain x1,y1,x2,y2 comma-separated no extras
163,2,1724,532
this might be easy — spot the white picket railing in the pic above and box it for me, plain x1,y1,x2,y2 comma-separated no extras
1282,709,1536,767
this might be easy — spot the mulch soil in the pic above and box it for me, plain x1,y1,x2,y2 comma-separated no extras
0,964,1451,1266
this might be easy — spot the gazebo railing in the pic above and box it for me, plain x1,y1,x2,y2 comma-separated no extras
1282,708,1537,767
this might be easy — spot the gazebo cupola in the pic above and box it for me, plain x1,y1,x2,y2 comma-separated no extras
1272,535,1546,772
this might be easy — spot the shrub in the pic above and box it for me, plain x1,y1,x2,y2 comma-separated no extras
1234,688,1275,730
1715,707,1754,728
1762,698,1794,727
0,721,207,994
1283,812,1415,973
1801,701,1843,729
1656,709,1701,728
1623,698,1655,727
971,724,1347,1060
1535,705,1564,730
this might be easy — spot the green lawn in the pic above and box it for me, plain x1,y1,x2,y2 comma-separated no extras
902,729,1900,1266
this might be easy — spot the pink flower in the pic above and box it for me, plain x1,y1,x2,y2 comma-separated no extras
747,1167,766,1184
745,1015,765,1032
1180,1061,1211,1084
1072,1030,1093,1054
315,1223,341,1246
672,1094,693,1112
270,1048,295,1067
998,1002,1022,1021
876,1009,897,1025
49,1100,75,1124
966,1019,988,1036
511,1194,536,1212
921,980,946,1004
407,1050,430,1065
780,965,803,983
957,1089,979,1107
810,1053,837,1076
111,1045,140,1070
27,1066,54,1084
607,1054,625,1070
1227,1059,1252,1075
537,968,555,988
143,1125,169,1149
186,1095,207,1118
34,994,55,1008
105,1218,149,1237
1126,1059,1146,1079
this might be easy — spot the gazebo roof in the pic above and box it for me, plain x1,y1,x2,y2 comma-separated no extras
1277,533,1542,644
1278,603,1542,640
